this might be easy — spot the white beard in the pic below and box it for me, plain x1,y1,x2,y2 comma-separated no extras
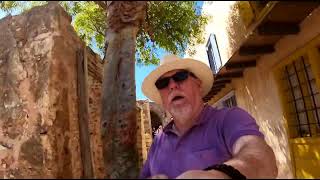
169,102,193,123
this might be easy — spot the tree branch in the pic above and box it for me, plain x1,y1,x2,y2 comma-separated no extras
144,3,155,42
92,22,105,37
94,1,107,11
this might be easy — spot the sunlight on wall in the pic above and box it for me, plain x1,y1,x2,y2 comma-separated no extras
232,65,294,178
184,1,237,67
245,85,254,104
204,2,320,179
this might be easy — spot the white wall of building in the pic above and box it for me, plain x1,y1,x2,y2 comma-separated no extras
184,1,238,68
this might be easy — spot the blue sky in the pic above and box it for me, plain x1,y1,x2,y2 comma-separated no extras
0,1,204,101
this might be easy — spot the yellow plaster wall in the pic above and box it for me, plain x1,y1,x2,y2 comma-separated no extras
273,35,320,178
208,5,320,179
234,64,294,178
290,138,320,178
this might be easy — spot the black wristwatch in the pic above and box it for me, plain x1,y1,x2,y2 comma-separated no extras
204,164,247,179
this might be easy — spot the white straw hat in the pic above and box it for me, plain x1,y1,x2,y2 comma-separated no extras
142,54,214,105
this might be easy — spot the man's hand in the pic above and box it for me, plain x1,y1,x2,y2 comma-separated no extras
176,170,230,179
148,174,168,179
224,135,278,178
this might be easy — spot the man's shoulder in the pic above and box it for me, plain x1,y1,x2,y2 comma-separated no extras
153,130,166,144
207,106,248,116
205,106,236,119
205,106,252,124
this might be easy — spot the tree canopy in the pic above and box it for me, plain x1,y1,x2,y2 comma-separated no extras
0,1,209,65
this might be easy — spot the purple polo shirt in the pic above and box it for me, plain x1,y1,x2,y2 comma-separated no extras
139,105,264,178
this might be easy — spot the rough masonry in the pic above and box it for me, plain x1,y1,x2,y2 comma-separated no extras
0,2,166,178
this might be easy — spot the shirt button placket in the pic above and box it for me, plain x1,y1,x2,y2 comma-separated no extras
174,136,184,152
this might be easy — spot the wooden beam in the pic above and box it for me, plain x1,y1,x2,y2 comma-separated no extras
208,89,221,95
207,89,217,95
203,97,211,102
239,45,275,56
214,77,232,83
212,84,225,90
76,49,94,178
203,94,214,100
210,88,221,96
215,71,243,80
225,60,256,70
210,92,219,97
203,91,219,102
214,79,232,85
207,88,220,95
258,21,300,35
205,70,246,102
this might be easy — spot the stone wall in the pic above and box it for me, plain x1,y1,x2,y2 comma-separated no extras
149,102,169,126
0,2,110,178
0,2,84,178
86,48,104,178
142,102,153,154
136,100,168,163
136,102,147,169
0,2,170,178
136,100,152,163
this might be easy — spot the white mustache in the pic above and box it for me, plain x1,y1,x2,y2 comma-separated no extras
168,91,186,103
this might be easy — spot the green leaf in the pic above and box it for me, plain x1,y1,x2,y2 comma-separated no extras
136,1,208,64
0,1,208,65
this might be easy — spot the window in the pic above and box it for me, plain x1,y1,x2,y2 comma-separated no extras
212,91,237,109
280,56,320,138
206,33,222,74
223,95,237,108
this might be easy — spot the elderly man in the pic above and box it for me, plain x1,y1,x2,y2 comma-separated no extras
140,55,278,179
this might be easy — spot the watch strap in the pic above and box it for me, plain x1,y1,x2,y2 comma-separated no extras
204,164,247,179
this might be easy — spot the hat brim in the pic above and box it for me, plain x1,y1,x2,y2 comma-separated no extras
142,58,214,105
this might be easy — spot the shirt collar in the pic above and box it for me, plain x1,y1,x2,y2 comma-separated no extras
162,104,212,134
163,119,175,134
195,104,211,125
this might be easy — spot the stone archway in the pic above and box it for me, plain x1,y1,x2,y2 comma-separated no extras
149,102,169,138
150,111,162,138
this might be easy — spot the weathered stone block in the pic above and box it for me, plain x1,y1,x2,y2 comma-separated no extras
0,2,95,178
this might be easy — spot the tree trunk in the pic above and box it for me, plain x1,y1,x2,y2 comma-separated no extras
101,1,147,178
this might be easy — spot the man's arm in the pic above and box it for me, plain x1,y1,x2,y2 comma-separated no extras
176,135,278,179
223,135,278,178
176,107,278,179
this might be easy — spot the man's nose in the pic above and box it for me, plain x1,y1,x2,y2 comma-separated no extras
168,78,179,90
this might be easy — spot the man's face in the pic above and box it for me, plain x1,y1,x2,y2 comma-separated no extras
157,69,203,120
